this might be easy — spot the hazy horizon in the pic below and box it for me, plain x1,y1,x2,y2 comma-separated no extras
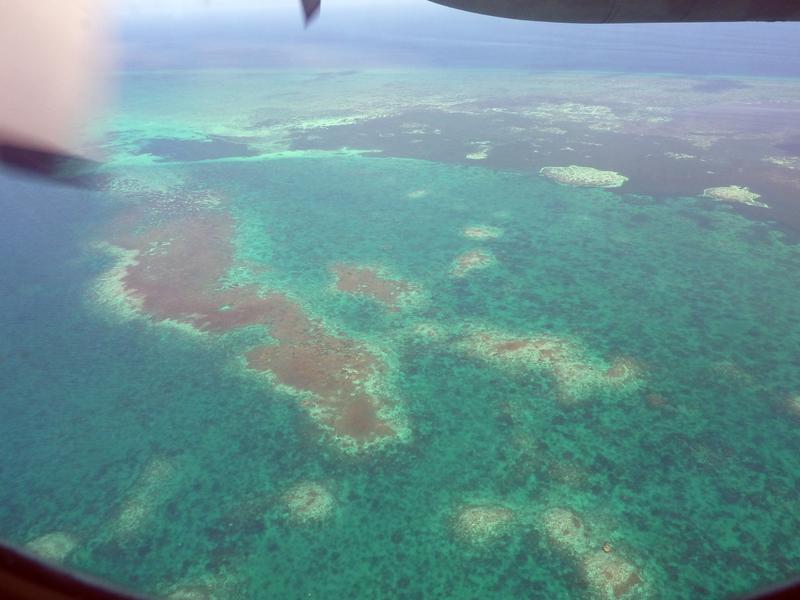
116,0,800,75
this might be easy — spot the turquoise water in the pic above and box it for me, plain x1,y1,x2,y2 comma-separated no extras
2,69,800,599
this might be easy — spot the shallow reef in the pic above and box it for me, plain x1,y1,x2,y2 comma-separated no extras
331,264,415,310
452,504,516,545
281,481,336,524
24,532,78,564
450,248,497,277
702,185,767,208
3,70,800,600
110,457,176,538
539,165,629,188
462,225,504,241
540,507,646,599
96,207,409,452
458,329,643,404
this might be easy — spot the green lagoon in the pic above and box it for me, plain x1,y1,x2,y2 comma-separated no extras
2,66,800,599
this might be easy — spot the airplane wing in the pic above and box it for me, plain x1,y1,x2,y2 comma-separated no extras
427,0,800,23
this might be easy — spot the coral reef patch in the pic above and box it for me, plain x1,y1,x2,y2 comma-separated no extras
281,481,336,524
452,504,515,545
702,185,767,208
540,165,628,188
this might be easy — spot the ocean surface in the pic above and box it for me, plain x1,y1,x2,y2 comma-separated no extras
2,9,800,599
